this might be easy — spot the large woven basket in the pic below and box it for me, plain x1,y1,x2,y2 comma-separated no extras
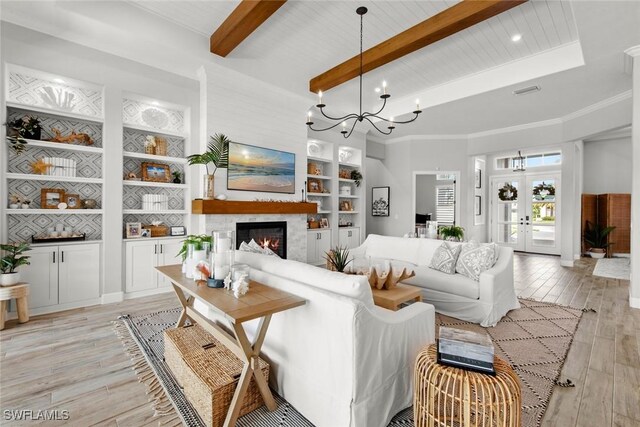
165,325,269,427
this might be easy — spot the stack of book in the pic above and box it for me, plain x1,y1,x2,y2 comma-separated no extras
437,327,495,374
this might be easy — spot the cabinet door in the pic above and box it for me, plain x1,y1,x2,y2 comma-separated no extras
317,230,332,259
349,228,361,248
125,240,159,292
58,244,101,304
306,232,319,264
157,239,183,288
339,229,350,248
339,228,360,249
19,246,58,309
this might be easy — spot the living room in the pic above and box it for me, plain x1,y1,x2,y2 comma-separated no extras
0,1,638,426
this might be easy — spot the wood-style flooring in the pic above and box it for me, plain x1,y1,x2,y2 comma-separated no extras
0,254,638,426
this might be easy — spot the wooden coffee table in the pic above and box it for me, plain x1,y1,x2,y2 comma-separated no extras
372,283,422,311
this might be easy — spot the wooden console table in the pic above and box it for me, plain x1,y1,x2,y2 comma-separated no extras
156,265,306,427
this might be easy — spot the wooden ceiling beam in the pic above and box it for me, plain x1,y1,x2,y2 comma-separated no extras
210,0,287,57
310,0,527,93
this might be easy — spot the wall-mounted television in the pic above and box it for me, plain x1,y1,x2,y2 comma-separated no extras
227,142,295,194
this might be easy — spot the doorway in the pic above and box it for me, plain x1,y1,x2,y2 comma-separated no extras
413,171,461,232
490,173,561,255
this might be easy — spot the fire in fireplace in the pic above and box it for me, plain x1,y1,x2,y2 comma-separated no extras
236,221,287,259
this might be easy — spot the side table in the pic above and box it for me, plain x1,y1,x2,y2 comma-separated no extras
414,344,521,427
371,282,422,311
0,283,30,330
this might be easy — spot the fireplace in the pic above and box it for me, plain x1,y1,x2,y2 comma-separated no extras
236,221,287,259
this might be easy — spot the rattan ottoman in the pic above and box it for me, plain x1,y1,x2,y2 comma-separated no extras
414,344,521,427
165,325,270,427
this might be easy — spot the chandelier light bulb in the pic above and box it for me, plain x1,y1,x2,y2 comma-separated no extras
382,80,387,95
318,90,323,103
416,99,420,109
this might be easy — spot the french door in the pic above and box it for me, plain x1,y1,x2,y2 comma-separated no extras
491,173,561,255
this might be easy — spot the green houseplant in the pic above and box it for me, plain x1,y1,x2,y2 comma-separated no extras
187,133,230,199
439,225,465,242
0,242,31,286
177,234,213,262
325,246,352,273
4,116,42,155
350,170,363,187
583,221,615,259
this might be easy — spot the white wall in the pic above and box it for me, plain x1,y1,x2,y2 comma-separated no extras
583,137,633,193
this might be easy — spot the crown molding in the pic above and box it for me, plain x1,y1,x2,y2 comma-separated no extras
624,45,640,74
468,118,563,139
562,90,632,122
384,134,468,145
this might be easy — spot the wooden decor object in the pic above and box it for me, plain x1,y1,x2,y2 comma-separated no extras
0,283,29,330
192,200,318,215
41,188,65,209
597,193,631,256
371,283,422,311
310,0,527,92
581,194,597,254
165,325,269,427
414,344,521,427
141,162,171,182
47,128,94,145
144,224,169,237
154,137,168,156
307,178,323,194
210,0,287,57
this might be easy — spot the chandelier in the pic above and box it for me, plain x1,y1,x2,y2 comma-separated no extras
306,6,422,138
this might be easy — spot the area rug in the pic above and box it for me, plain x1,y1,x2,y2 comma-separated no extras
592,257,630,280
113,298,583,427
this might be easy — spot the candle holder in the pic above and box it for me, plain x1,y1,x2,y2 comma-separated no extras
208,230,235,288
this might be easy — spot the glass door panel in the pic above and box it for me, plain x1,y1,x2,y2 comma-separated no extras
492,179,524,251
525,176,560,254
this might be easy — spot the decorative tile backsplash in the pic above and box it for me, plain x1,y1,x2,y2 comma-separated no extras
7,108,103,147
8,71,103,118
9,148,102,178
122,98,184,134
8,179,102,209
122,128,184,158
7,214,102,242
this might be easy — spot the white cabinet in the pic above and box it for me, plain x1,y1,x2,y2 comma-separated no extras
339,227,361,249
307,229,332,265
19,243,100,309
125,238,182,293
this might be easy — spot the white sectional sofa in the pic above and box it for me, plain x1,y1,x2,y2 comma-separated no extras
351,234,519,327
194,250,436,427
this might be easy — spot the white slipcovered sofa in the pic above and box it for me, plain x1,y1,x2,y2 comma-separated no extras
351,234,519,327
194,250,436,427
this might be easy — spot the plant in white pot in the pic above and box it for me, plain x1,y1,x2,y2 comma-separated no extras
0,242,31,286
187,133,230,200
583,221,615,259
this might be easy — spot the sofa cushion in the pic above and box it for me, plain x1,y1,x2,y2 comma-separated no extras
429,242,462,274
403,266,479,299
455,241,498,281
364,234,423,265
415,238,452,267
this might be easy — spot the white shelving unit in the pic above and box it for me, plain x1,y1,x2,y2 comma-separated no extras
6,173,104,184
6,209,104,215
5,101,104,124
123,123,186,138
337,146,363,248
21,139,104,154
123,180,188,189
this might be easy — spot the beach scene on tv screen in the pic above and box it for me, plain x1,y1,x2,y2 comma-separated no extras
228,142,295,194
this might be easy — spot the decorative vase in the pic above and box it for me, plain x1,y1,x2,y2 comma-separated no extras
9,204,19,209
209,230,235,288
173,177,181,184
82,199,97,209
203,174,215,200
0,272,20,286
589,249,606,259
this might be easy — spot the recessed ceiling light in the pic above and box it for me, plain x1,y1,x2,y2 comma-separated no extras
53,78,65,84
513,85,541,96
511,34,522,42
151,101,160,106
374,87,381,93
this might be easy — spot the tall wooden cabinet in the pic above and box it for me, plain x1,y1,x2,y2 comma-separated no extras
581,193,631,256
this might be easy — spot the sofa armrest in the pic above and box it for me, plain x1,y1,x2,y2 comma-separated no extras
478,246,514,303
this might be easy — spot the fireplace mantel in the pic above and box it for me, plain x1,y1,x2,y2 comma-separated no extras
192,200,318,215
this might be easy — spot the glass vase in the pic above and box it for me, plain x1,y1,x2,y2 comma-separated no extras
208,230,235,288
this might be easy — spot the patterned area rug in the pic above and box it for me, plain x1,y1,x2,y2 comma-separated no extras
113,298,583,427
592,257,630,280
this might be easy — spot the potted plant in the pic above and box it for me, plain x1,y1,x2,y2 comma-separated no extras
439,225,465,242
350,170,363,187
172,171,182,184
177,234,213,262
5,115,42,155
187,133,230,199
0,242,31,286
583,221,615,259
325,246,352,273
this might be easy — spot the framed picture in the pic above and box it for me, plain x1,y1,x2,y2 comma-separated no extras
340,200,352,212
170,226,186,236
141,162,171,183
65,194,81,209
320,218,329,228
126,222,142,239
41,188,66,209
475,195,482,216
372,186,390,217
307,178,323,194
475,168,482,189
227,142,295,194
141,228,151,238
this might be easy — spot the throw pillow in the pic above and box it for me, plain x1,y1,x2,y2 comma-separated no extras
429,242,462,274
455,241,498,281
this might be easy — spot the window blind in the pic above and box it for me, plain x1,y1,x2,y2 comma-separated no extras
436,185,455,225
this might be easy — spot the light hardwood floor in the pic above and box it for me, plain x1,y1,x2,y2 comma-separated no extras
0,254,638,426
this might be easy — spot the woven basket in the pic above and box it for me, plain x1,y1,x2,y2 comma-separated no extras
414,344,521,427
144,224,169,237
165,326,270,427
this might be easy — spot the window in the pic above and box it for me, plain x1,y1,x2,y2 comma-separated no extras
496,151,562,170
436,185,455,225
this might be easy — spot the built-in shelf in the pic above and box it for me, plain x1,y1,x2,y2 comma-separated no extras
307,174,331,180
339,178,356,183
6,101,104,124
123,209,188,215
307,156,332,163
6,173,104,184
339,211,360,214
21,139,103,154
192,199,318,215
123,180,188,189
123,123,186,139
123,151,187,164
32,239,103,247
317,210,332,214
338,162,361,168
6,209,104,215
308,193,331,197
338,195,359,199
122,236,185,242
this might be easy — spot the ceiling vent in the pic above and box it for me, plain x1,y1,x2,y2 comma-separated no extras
513,85,541,96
